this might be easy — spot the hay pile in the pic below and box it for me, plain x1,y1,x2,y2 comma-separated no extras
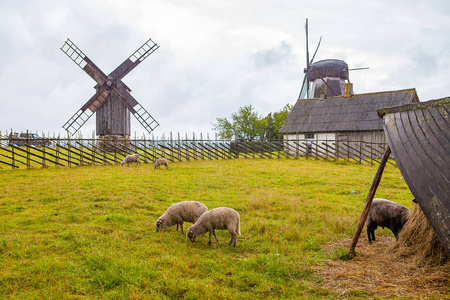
391,203,448,266
314,204,449,299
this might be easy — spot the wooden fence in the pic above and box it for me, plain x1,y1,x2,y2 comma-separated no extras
0,135,396,170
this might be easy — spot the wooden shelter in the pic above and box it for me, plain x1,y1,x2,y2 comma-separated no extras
280,88,419,157
377,97,450,253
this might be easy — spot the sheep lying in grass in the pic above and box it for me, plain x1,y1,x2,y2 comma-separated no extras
366,198,410,243
187,207,241,247
121,154,141,166
156,201,208,234
154,158,169,169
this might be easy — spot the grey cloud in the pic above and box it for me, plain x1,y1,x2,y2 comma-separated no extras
250,41,293,69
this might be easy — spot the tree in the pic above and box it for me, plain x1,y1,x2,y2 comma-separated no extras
212,105,264,140
272,103,293,138
213,103,293,140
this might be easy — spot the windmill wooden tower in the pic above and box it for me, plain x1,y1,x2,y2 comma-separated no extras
60,38,160,137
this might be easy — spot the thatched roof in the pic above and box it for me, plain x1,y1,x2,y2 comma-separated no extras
280,88,419,134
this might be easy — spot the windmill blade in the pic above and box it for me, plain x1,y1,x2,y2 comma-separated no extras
298,74,308,100
349,67,370,71
304,19,311,99
305,19,310,71
109,38,159,81
114,81,139,110
111,83,159,134
62,88,109,135
298,19,322,99
62,109,94,136
309,36,322,65
130,102,160,134
297,19,312,100
81,87,110,112
60,39,108,85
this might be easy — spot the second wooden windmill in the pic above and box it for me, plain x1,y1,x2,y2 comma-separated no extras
60,38,160,137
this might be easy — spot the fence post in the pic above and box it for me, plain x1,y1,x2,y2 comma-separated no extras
335,135,338,161
12,136,16,169
42,132,46,168
67,133,71,167
359,141,363,164
177,132,181,161
114,136,117,164
26,130,31,168
370,135,374,164
315,134,318,159
57,134,61,167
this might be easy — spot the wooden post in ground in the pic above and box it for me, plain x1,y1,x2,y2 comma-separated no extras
348,145,391,256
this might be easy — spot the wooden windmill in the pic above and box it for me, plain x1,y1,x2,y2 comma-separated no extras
60,38,160,137
297,19,368,100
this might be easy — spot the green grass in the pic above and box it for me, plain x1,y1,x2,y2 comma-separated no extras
0,158,413,299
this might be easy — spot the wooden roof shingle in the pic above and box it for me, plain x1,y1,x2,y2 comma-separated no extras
378,97,450,253
280,88,419,134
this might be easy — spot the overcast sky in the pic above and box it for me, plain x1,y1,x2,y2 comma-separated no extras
1,0,449,139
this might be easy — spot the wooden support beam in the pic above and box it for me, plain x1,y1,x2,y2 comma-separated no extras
0,159,19,168
197,143,219,160
212,142,234,159
158,144,181,161
174,142,197,161
341,142,374,165
136,142,159,161
348,145,391,256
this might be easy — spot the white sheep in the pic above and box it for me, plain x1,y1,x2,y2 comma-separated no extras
154,157,169,169
121,154,141,166
155,201,208,234
187,207,241,247
366,198,410,243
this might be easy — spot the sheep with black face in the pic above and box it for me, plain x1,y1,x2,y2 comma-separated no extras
366,198,410,243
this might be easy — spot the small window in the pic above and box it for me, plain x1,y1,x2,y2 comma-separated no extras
305,133,314,139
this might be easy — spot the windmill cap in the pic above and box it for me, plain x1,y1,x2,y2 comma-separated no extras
306,59,349,81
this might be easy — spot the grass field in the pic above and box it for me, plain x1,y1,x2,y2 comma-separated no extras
0,158,416,299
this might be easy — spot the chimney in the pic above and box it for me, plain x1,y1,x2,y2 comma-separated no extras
344,82,353,98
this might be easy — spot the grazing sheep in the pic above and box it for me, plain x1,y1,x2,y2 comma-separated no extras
154,158,169,169
155,201,207,234
187,207,241,247
121,154,141,166
366,198,410,243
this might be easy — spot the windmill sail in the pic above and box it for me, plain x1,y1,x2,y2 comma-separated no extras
109,38,159,81
62,109,94,136
298,19,321,100
298,76,309,100
132,102,160,134
60,39,108,85
112,84,159,134
62,88,110,135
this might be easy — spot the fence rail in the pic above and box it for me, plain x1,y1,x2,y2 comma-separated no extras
0,135,396,170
